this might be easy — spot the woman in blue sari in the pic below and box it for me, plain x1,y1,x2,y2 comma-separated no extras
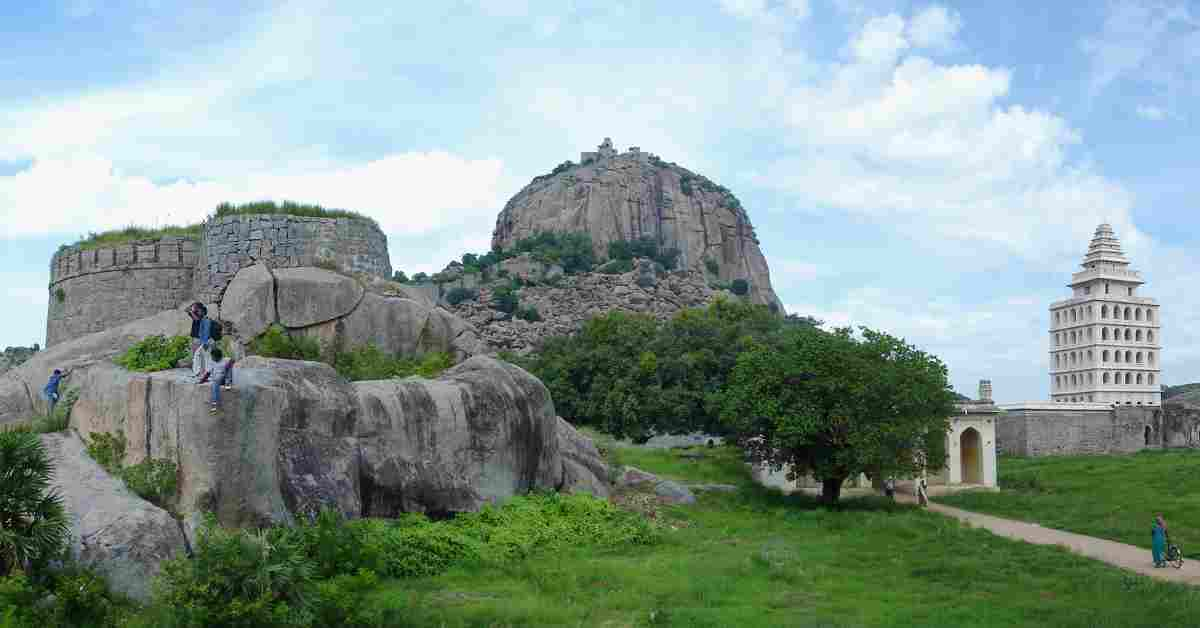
1152,514,1168,567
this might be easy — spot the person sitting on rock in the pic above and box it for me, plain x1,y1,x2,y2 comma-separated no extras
42,368,71,415
189,302,213,384
208,347,234,414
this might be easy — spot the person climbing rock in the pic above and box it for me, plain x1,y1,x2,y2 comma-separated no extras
42,368,71,415
208,347,234,414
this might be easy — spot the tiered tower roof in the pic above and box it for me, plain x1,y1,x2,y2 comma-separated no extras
1082,223,1130,267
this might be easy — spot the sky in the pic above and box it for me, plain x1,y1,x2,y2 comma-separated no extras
1,0,1198,403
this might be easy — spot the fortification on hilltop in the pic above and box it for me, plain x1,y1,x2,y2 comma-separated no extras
47,213,390,346
492,138,783,311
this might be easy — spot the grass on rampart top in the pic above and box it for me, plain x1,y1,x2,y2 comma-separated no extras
363,440,1200,627
937,450,1200,551
62,200,379,251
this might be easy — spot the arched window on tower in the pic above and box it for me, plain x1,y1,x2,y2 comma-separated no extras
1115,351,1121,363
1125,328,1132,341
1149,352,1155,364
1148,331,1155,343
1087,349,1093,363
1103,350,1109,362
1125,350,1132,362
1137,373,1144,385
1149,374,1156,385
1136,308,1143,321
1088,305,1094,319
1071,310,1078,323
1088,372,1094,384
1070,331,1076,344
1103,372,1110,384
1102,328,1109,341
1148,310,1155,322
1136,329,1143,342
1088,328,1093,340
1105,282,1110,294
1102,305,1109,318
1124,307,1132,320
1126,373,1133,385
1071,374,1077,386
1136,351,1143,363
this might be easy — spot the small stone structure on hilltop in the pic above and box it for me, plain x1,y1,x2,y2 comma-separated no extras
492,138,783,311
46,214,391,346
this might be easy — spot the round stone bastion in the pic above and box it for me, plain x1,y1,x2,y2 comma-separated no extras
46,214,391,347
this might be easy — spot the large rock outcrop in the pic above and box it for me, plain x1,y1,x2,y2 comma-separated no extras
41,432,186,602
491,139,782,310
67,355,602,532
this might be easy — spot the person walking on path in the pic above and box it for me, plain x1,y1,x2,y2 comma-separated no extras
916,478,929,507
1153,514,1169,567
42,368,71,415
207,347,234,414
189,303,213,384
884,478,896,501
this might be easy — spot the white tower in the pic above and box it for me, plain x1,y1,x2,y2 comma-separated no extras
1049,224,1161,405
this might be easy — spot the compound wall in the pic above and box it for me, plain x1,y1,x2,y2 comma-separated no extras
194,214,391,303
997,403,1161,456
47,238,199,347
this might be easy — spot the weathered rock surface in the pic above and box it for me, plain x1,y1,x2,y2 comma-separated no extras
555,417,610,498
0,345,38,378
220,263,276,339
491,139,782,310
353,357,563,516
0,309,191,426
297,292,485,361
41,432,185,602
274,267,364,328
446,263,721,353
499,254,564,283
67,354,568,533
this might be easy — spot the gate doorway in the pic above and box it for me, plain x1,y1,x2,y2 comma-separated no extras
960,428,982,484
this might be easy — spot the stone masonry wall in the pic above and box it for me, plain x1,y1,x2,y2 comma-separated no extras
997,406,1160,456
194,214,391,303
47,238,199,347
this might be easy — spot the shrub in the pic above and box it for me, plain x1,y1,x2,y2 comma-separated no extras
54,288,65,304
704,257,720,275
445,287,479,306
492,284,520,314
411,272,429,284
120,459,178,510
249,325,321,361
392,270,408,283
62,223,203,252
655,247,681,271
597,259,634,275
508,232,595,274
86,431,127,474
212,200,377,228
332,345,452,382
313,257,340,273
114,335,191,372
516,306,542,322
731,278,750,296
0,431,69,576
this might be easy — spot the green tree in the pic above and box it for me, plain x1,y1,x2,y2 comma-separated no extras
721,325,955,504
392,270,409,284
730,278,749,296
0,431,69,575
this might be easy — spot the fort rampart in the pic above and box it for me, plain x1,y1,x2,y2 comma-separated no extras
46,214,390,346
996,403,1161,456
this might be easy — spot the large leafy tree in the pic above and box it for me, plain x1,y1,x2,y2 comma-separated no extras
0,431,70,575
721,325,956,504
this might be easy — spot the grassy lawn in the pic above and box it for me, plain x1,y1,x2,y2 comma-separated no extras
361,444,1200,627
937,449,1200,551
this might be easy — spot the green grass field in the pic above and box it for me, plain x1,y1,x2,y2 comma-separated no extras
937,449,1200,552
359,443,1200,627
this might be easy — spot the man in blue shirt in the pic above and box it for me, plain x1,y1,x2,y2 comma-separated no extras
43,368,71,415
189,302,213,384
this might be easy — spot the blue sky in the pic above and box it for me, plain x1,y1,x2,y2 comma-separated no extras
2,0,1198,403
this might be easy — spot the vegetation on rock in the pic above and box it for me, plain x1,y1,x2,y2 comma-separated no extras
332,346,452,381
85,431,178,512
114,335,192,372
730,278,749,296
721,325,956,503
0,431,69,577
249,325,322,362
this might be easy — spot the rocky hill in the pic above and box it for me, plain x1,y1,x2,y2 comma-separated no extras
491,138,782,311
0,345,38,376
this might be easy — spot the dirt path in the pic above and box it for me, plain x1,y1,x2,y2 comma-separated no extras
898,495,1200,585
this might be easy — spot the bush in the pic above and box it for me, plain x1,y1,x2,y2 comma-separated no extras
86,431,127,474
114,335,192,372
54,288,65,304
332,345,452,382
607,236,679,270
445,287,479,306
212,200,377,228
249,325,321,361
492,284,520,314
597,259,634,275
392,270,408,283
704,257,720,275
731,278,750,296
516,306,542,322
0,431,69,576
507,232,595,274
120,458,178,510
411,272,429,284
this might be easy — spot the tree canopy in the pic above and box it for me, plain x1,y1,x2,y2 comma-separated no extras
720,325,956,503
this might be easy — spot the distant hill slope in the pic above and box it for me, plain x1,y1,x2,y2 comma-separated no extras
1163,383,1200,406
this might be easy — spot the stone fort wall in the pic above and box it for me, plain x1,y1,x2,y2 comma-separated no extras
997,404,1161,456
193,214,391,303
47,238,199,347
46,214,390,347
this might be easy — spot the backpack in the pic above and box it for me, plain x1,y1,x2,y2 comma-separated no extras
210,319,223,341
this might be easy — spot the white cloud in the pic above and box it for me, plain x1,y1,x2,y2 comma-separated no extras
848,14,908,66
907,5,961,50
1135,104,1170,120
0,152,514,240
1080,1,1199,97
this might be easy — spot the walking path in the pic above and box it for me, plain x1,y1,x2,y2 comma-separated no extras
898,494,1200,585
